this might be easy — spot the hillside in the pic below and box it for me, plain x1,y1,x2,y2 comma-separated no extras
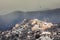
0,8,60,31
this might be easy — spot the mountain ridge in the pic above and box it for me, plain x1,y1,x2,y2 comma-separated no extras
0,8,60,31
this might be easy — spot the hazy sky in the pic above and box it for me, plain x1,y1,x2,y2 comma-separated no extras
0,0,60,13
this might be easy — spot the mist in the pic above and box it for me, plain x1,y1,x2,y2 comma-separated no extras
0,0,60,15
0,0,60,31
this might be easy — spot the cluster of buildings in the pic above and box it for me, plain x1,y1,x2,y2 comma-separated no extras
0,19,60,40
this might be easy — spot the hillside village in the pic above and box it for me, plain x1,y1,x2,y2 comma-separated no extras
0,19,60,40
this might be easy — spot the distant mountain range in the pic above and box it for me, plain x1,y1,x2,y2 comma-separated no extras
0,8,60,31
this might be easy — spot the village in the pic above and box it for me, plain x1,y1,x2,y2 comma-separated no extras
0,19,60,40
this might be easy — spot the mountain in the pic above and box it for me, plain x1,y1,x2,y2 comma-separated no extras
0,8,60,31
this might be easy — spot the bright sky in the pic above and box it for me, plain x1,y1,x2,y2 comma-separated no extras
0,0,60,13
